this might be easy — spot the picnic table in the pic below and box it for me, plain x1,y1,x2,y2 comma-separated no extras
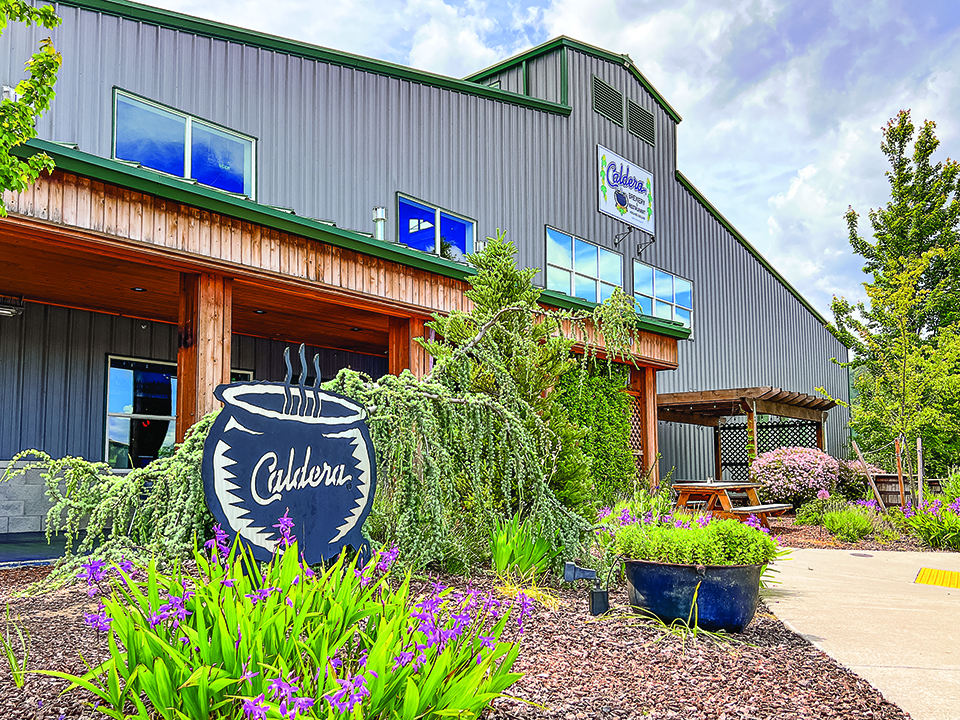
672,482,791,529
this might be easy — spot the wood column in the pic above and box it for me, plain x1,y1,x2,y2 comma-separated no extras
816,413,826,450
713,425,723,482
743,399,758,462
631,366,659,487
388,316,431,377
177,272,232,441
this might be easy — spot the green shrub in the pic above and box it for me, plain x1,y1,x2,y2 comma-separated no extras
901,498,960,550
794,496,847,526
835,459,883,500
50,526,525,719
488,514,560,581
614,518,779,566
553,363,634,504
940,470,960,503
823,506,874,542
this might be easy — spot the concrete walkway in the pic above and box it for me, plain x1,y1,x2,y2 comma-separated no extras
766,548,960,720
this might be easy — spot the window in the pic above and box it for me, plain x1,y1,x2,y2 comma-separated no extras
113,90,257,198
546,227,622,303
633,261,693,328
397,195,475,262
105,357,251,469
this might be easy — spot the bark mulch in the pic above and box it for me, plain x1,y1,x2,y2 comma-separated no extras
0,560,913,720
769,517,935,553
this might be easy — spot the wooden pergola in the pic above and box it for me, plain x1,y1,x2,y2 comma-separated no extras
657,387,837,481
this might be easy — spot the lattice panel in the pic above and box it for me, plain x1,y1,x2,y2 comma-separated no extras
628,395,644,468
719,419,819,481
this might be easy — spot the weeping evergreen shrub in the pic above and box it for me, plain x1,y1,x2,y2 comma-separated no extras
3,231,643,576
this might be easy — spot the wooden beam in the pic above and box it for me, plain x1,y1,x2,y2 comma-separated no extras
714,425,722,482
388,316,432,377
753,399,829,423
632,366,659,486
177,272,232,441
657,409,720,427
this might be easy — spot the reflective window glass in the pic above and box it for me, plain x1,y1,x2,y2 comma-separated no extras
600,282,618,303
115,94,185,177
191,122,250,194
633,262,693,330
547,266,571,294
546,228,573,268
398,197,437,253
635,294,652,315
575,239,598,277
439,212,471,261
634,262,654,296
575,275,597,303
545,228,621,303
599,249,621,285
675,278,693,310
114,91,256,197
654,269,674,303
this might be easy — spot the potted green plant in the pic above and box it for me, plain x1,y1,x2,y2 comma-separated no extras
611,513,782,632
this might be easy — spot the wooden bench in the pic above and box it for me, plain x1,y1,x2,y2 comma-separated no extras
727,503,792,529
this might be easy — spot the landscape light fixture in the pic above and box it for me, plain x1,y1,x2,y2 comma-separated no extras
0,294,25,317
564,561,609,616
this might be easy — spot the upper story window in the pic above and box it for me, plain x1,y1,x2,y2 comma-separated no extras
397,194,475,262
546,227,622,303
633,261,693,328
113,90,257,198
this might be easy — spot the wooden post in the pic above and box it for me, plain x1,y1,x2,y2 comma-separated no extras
853,440,885,510
815,412,826,451
744,399,758,463
713,425,722,482
177,272,232,442
631,366,659,487
917,437,924,504
388,316,432,378
895,437,906,507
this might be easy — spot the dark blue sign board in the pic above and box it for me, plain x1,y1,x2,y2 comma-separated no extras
201,348,376,565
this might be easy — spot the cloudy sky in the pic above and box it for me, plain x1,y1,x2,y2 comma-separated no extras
150,0,959,319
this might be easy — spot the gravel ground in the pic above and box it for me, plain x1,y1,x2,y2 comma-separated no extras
0,518,941,719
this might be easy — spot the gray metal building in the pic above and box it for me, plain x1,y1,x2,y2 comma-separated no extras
0,0,848,533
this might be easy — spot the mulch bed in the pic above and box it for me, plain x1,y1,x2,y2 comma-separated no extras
0,549,914,720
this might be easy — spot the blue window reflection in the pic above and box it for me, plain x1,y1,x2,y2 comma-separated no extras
115,94,185,177
398,197,436,252
114,91,256,197
192,122,248,194
546,228,573,268
440,212,471,260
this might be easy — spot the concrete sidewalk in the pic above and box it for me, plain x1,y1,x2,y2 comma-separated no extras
766,548,960,720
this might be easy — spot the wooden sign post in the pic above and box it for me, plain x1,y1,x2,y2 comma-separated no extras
853,440,885,510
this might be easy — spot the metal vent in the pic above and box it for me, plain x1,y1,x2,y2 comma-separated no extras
592,76,623,126
628,99,656,146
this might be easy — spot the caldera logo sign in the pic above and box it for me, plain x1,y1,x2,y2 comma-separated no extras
201,347,376,564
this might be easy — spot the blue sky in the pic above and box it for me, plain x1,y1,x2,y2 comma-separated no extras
153,0,960,319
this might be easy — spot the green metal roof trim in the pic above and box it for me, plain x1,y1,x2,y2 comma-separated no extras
539,289,691,340
675,170,835,332
15,139,477,280
54,0,571,117
465,37,682,125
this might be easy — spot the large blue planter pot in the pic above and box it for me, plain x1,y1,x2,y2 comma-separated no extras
623,559,762,633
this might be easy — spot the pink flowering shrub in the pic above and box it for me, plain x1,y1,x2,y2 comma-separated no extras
750,446,840,507
836,459,886,500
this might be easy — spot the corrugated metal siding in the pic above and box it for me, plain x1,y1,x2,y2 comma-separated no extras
0,6,849,476
527,54,562,104
0,304,386,460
